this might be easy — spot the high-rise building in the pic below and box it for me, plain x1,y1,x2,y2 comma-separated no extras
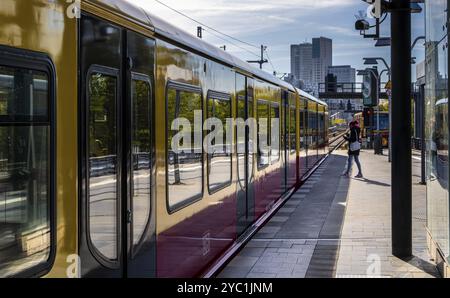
290,37,332,95
312,37,333,85
290,43,312,83
328,65,356,83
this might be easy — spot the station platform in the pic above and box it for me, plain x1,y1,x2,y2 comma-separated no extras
218,150,440,278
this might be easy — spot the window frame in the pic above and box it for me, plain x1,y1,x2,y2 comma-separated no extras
257,99,270,171
130,72,153,258
206,90,232,195
0,45,56,278
270,101,281,164
289,104,297,155
165,81,204,214
85,64,121,268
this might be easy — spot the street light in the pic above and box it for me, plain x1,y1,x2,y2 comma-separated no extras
363,57,391,74
411,36,425,51
375,37,391,47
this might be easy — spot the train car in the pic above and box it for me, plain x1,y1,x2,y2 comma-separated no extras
0,0,328,278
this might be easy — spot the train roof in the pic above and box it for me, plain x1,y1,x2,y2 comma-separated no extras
84,0,296,92
295,88,328,106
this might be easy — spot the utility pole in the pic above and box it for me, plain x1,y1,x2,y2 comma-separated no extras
391,0,412,258
247,45,268,69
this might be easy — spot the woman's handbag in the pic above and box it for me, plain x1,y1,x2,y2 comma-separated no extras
350,140,361,152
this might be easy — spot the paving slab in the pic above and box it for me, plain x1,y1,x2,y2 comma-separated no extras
217,150,438,278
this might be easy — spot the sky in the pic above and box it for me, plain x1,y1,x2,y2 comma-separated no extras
127,0,426,84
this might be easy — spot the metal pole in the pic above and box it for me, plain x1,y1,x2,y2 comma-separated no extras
376,75,380,133
260,45,264,69
391,0,412,258
420,85,426,185
388,89,392,162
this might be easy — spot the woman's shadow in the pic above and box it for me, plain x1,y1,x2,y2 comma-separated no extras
353,177,391,187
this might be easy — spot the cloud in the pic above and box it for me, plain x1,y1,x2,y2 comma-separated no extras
131,0,355,14
123,0,421,76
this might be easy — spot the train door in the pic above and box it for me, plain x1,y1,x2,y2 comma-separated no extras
79,14,156,277
236,74,255,236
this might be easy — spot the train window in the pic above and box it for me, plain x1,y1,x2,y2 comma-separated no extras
270,103,280,164
300,108,305,149
131,75,152,247
207,91,232,193
257,100,269,169
166,83,203,212
0,55,54,278
237,95,246,186
319,110,325,148
289,105,296,154
248,97,255,181
88,70,119,261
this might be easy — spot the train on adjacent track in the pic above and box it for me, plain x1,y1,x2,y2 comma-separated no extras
0,0,328,278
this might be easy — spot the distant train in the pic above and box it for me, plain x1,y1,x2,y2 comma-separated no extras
0,0,328,278
354,110,390,147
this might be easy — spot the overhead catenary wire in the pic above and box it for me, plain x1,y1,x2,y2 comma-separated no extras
203,28,261,59
152,0,260,49
151,0,280,73
264,49,276,73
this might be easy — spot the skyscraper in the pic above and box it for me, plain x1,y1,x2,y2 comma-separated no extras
290,37,332,95
290,43,312,83
328,65,356,83
312,37,333,85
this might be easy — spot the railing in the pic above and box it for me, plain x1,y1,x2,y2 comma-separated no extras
89,153,151,177
318,82,389,99
319,82,363,94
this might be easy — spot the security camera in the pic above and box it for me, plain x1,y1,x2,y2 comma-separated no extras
355,19,370,31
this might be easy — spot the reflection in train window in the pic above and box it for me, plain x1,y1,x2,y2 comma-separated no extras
289,106,296,153
300,107,305,149
131,77,152,248
257,100,269,169
318,110,324,148
270,104,280,164
237,96,246,187
0,65,51,277
248,97,255,182
88,72,118,261
166,85,203,212
308,101,317,150
207,92,232,193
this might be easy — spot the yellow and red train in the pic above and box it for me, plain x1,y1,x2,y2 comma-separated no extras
0,0,328,277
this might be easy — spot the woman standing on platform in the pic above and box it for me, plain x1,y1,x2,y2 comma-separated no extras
342,121,363,178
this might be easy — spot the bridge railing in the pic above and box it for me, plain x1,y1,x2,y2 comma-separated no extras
318,82,389,99
319,82,363,94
